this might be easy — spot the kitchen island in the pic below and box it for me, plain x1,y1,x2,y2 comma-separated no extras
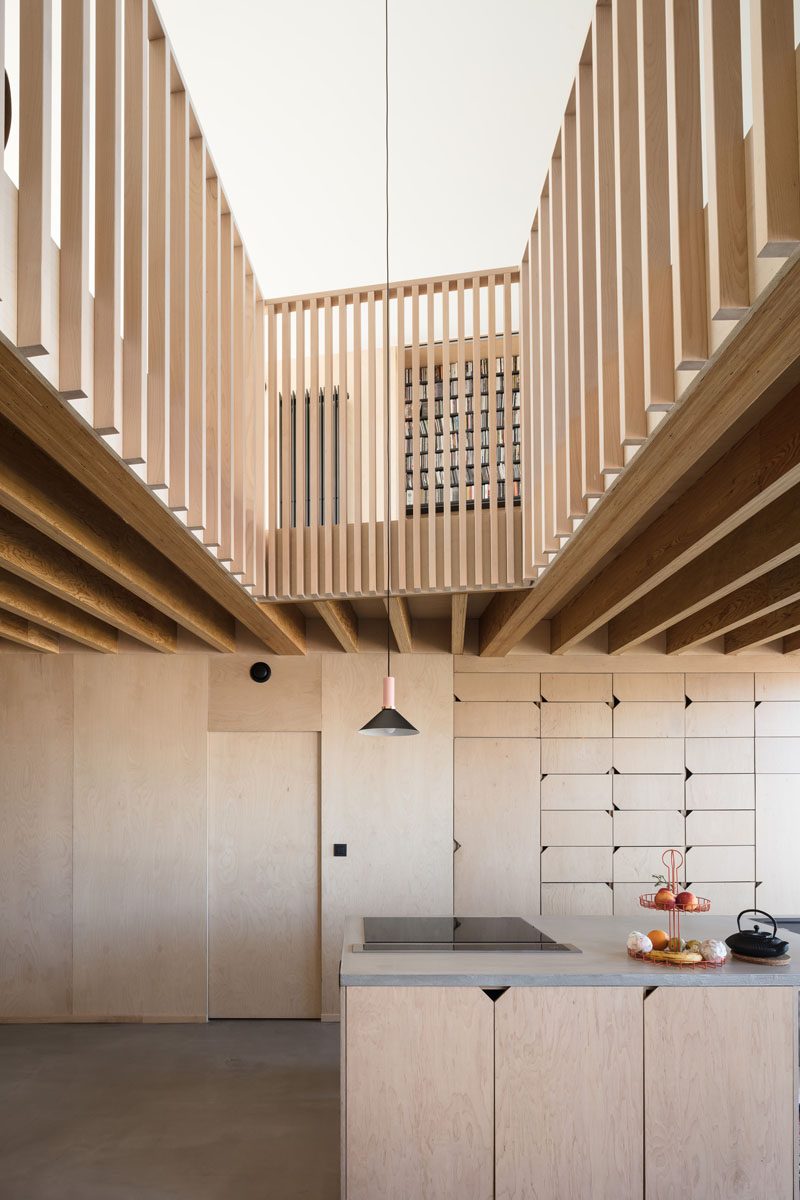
340,915,800,1200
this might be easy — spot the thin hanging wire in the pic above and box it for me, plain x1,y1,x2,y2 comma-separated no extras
384,0,391,683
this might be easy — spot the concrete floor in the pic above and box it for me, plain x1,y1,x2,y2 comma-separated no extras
0,1020,340,1200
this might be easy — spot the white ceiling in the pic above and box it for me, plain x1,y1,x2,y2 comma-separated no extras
157,0,596,299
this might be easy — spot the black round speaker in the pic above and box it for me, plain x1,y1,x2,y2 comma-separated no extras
249,661,271,684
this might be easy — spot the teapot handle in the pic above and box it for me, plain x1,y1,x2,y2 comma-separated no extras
736,908,777,936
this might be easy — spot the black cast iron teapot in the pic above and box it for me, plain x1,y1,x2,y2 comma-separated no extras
725,910,789,959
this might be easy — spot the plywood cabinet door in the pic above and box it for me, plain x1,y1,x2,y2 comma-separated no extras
495,987,643,1199
345,986,494,1200
644,987,797,1199
208,732,320,1018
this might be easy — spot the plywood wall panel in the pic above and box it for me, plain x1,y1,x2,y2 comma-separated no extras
613,702,685,738
541,672,612,701
612,673,684,701
685,701,754,738
453,672,539,702
685,737,755,774
321,654,453,1017
208,653,322,731
685,773,754,809
687,882,755,912
540,810,612,847
613,809,685,847
755,738,800,773
0,656,73,1018
613,845,685,884
754,702,800,736
684,673,754,701
454,701,540,739
540,883,613,916
541,774,613,810
756,774,800,913
73,656,208,1018
540,701,612,738
755,673,800,701
613,738,684,773
613,775,684,810
208,733,320,1018
541,847,613,883
685,809,754,846
684,845,755,882
541,738,613,774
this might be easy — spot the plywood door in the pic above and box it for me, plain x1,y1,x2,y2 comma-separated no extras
495,987,643,1199
208,732,320,1018
454,737,539,918
644,987,797,1199
345,986,494,1200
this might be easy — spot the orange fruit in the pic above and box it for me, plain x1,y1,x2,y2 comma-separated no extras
648,929,669,951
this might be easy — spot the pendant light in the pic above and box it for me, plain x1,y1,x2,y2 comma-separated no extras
360,0,418,738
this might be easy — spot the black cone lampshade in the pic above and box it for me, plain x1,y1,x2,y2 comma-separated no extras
359,675,418,737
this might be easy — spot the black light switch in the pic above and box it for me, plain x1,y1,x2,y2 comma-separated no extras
333,843,347,857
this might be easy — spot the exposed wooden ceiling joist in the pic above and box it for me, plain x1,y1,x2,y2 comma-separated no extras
0,568,118,652
0,333,306,655
607,484,800,654
0,508,177,652
479,250,800,656
0,609,59,653
0,417,236,652
314,599,359,653
724,597,800,654
451,593,468,656
386,596,413,654
784,630,800,654
666,556,800,652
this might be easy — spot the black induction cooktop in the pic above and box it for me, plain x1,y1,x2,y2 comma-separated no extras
357,916,580,953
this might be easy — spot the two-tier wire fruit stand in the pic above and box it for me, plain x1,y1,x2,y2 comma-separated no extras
628,849,726,969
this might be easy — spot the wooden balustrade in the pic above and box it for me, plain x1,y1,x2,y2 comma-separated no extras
263,270,521,600
0,0,267,598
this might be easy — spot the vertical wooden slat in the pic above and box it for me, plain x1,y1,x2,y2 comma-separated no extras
243,269,255,587
665,0,708,369
309,297,320,596
59,0,91,399
749,0,800,258
294,299,305,597
18,0,52,357
471,276,484,584
426,281,436,589
254,286,266,598
352,293,362,594
323,294,334,594
219,210,233,565
266,300,278,593
187,133,206,529
592,3,623,474
93,0,123,434
637,0,674,409
122,0,147,464
502,273,515,584
410,285,421,591
456,279,468,588
146,34,169,488
366,291,377,594
338,292,348,594
613,0,646,446
232,240,245,575
549,152,569,537
538,192,557,554
394,288,405,593
168,88,189,513
441,281,452,590
561,109,584,521
704,0,748,319
204,175,220,546
575,49,603,498
280,300,291,594
486,275,499,584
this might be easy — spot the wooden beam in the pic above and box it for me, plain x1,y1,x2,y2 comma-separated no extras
0,416,235,652
666,556,800,652
549,385,800,653
0,609,59,652
451,593,468,656
0,332,306,654
0,508,177,652
724,596,800,654
386,596,413,654
607,483,800,653
784,630,800,654
0,568,117,651
478,250,800,656
314,599,359,653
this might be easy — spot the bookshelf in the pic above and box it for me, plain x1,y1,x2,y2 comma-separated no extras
403,340,521,515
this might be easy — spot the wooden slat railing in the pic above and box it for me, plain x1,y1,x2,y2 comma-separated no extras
0,0,268,597
264,270,522,600
519,0,800,582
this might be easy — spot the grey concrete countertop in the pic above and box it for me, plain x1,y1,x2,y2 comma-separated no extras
340,915,800,988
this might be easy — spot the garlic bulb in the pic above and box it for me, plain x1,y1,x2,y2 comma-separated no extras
627,931,653,954
700,938,727,962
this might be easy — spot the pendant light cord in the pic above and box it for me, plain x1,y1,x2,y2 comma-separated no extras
384,0,391,683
